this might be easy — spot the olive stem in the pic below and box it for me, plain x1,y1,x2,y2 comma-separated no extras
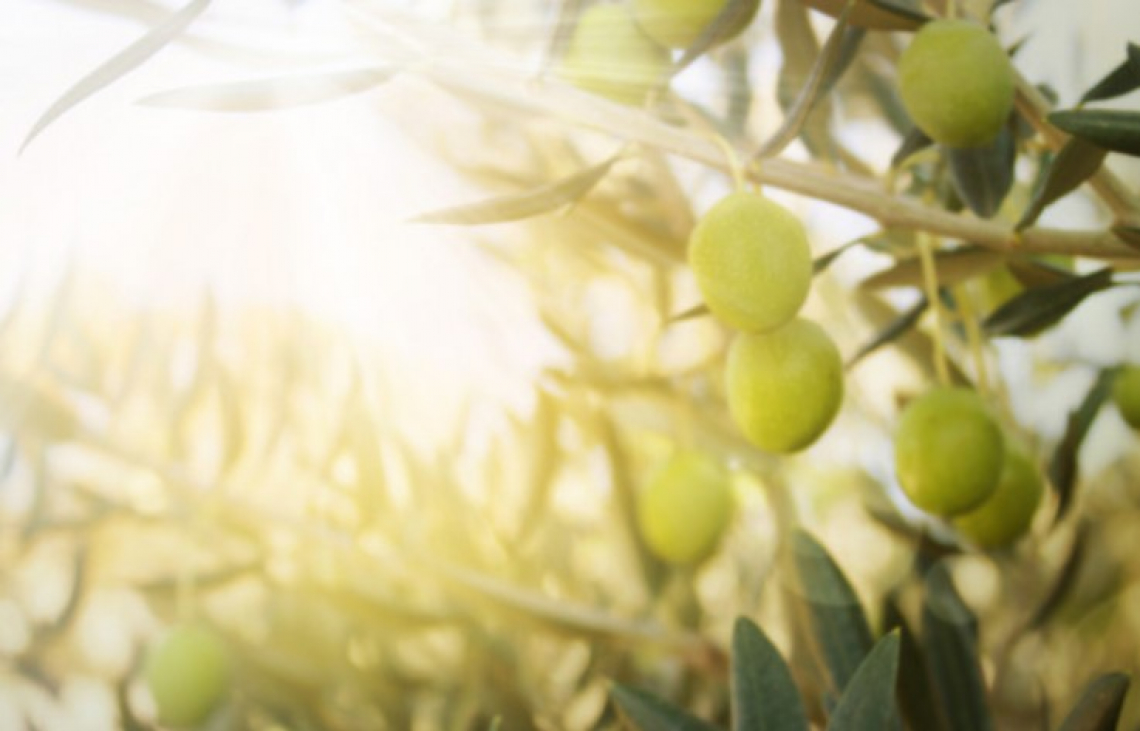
954,282,990,395
917,231,951,386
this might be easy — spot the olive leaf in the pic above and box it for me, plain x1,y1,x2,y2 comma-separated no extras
666,303,711,324
1112,224,1140,250
792,530,875,695
675,0,762,73
1049,109,1140,157
797,0,927,31
1016,137,1108,230
21,0,213,152
883,597,949,731
947,124,1016,218
814,239,860,274
890,127,934,169
1056,673,1131,731
922,563,993,731
824,631,901,731
610,684,721,731
409,153,622,225
983,267,1115,338
138,66,398,111
846,295,927,368
756,1,864,159
1005,257,1073,290
1049,369,1114,526
859,246,1004,291
1078,43,1140,105
732,617,809,731
1027,523,1088,630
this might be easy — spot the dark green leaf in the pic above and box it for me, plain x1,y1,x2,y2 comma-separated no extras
922,563,993,731
410,154,622,225
798,0,927,31
21,0,213,152
791,530,874,695
883,597,949,731
757,2,864,159
138,66,397,111
675,0,762,73
1078,43,1140,105
1057,673,1131,731
891,127,934,169
860,246,1004,291
1049,370,1114,525
846,295,927,368
983,268,1115,338
611,684,720,731
1049,109,1140,157
1005,258,1074,289
731,617,809,731
1016,137,1108,230
824,631,901,731
948,125,1016,218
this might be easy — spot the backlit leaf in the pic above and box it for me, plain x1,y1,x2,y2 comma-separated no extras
797,0,927,31
983,268,1115,337
1016,137,1108,231
138,66,397,111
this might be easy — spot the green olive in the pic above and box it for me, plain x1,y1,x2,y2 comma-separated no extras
688,191,813,333
953,444,1044,549
894,387,1005,516
1114,365,1140,430
898,20,1015,148
558,4,672,106
145,624,230,728
632,0,755,50
636,450,733,565
726,318,844,453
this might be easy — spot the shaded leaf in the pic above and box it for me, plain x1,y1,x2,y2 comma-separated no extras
1016,137,1108,230
846,295,927,368
922,563,993,731
825,631,901,731
1028,524,1088,630
948,125,1015,218
860,246,1004,291
731,617,809,731
21,0,213,152
791,530,874,695
1057,673,1131,731
757,2,865,159
1112,224,1140,250
410,154,622,225
883,597,949,731
798,0,927,31
1005,258,1074,290
814,240,859,274
611,684,720,731
676,0,762,73
1078,43,1140,105
138,66,397,111
890,127,934,169
1049,109,1140,157
1049,370,1114,525
983,268,1115,338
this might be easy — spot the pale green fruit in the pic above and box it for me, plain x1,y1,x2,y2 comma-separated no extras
689,191,813,333
145,625,230,728
894,387,1004,516
559,4,672,106
636,451,733,565
632,0,755,49
953,444,1044,549
898,20,1015,148
1114,365,1140,430
726,318,844,453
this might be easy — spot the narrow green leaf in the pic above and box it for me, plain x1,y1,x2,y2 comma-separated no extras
983,268,1115,338
1049,370,1114,525
756,2,864,159
798,0,927,30
824,631,900,731
860,246,1004,291
883,597,949,731
791,530,874,695
1057,673,1131,731
1028,524,1088,630
890,127,934,169
1078,43,1140,105
1005,258,1074,290
1112,224,1140,250
922,563,993,731
675,0,762,72
948,125,1015,218
21,0,213,152
611,684,720,731
1016,137,1108,230
666,303,710,324
410,154,622,225
846,295,927,368
731,617,809,731
813,240,859,274
1049,109,1140,157
138,66,397,111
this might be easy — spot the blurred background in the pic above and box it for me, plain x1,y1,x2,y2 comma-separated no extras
0,0,1139,729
